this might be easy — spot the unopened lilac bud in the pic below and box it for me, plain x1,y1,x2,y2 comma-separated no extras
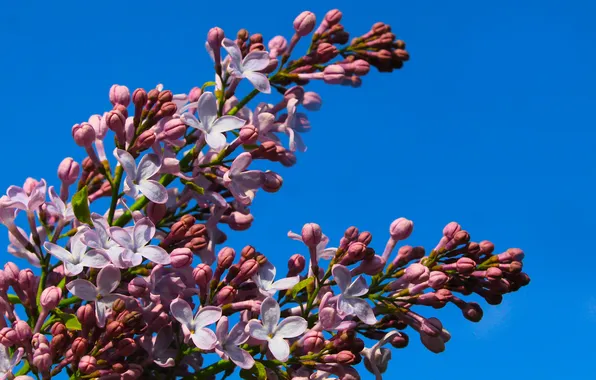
105,110,126,139
72,337,88,357
284,86,305,102
486,267,502,281
0,328,17,347
352,59,370,76
32,352,51,372
301,223,322,248
294,11,316,37
105,321,125,340
357,231,372,245
232,259,259,286
240,245,256,262
216,285,237,305
4,263,19,285
239,124,258,144
193,264,213,290
117,338,137,356
72,123,96,147
79,355,97,374
428,271,448,290
133,130,156,153
40,286,62,311
132,88,147,107
357,255,385,275
18,269,36,293
479,240,495,255
390,333,409,348
325,351,356,364
389,218,413,240
261,171,283,193
456,257,476,275
302,91,322,111
462,302,483,322
50,322,66,337
128,277,149,298
268,35,288,57
340,242,366,265
170,248,193,268
287,254,306,276
189,87,202,102
146,202,167,224
323,65,345,84
77,304,96,329
443,222,461,238
217,248,235,270
208,27,225,53
110,85,131,107
316,43,339,62
404,263,429,284
58,157,80,185
14,321,31,343
302,330,325,353
324,9,342,26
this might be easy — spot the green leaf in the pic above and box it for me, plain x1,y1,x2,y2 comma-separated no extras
53,309,82,331
291,277,314,299
72,186,93,225
254,362,267,380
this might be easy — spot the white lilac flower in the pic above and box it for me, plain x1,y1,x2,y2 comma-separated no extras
332,264,377,325
114,149,168,204
0,345,23,380
139,325,177,368
222,152,264,206
215,316,254,369
44,227,110,276
170,298,221,350
109,217,170,265
222,38,272,94
246,297,307,361
45,186,74,222
253,261,299,297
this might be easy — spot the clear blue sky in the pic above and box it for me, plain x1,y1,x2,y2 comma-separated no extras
1,0,594,379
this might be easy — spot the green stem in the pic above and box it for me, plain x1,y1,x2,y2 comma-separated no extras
58,296,80,308
7,294,21,304
107,165,124,225
182,360,234,379
14,360,30,376
228,89,259,116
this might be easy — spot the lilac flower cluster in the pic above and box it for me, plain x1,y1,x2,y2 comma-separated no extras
0,8,529,380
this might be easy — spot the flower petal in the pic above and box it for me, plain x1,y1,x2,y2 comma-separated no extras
222,38,243,67
256,261,276,288
229,152,252,175
260,297,280,334
80,250,111,269
44,242,73,263
268,337,290,362
246,320,268,341
205,131,227,150
225,345,255,370
133,218,155,248
271,276,300,291
137,245,171,265
109,227,134,250
197,92,218,129
211,116,246,134
227,321,249,346
332,264,351,293
66,279,98,301
242,51,271,71
350,298,377,325
216,316,229,343
337,295,354,317
191,328,218,350
137,153,161,181
244,71,271,94
97,264,121,296
170,298,194,328
64,262,84,277
274,316,307,339
138,180,168,204
195,306,222,328
114,149,137,178
346,276,369,297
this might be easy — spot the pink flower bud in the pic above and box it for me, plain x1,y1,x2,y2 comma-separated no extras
72,123,96,147
302,330,325,353
109,84,131,107
79,355,97,374
340,242,367,265
146,202,167,224
389,218,413,240
443,222,461,238
323,65,345,84
170,248,193,268
217,248,235,270
132,88,147,107
239,124,258,144
105,110,126,143
268,35,288,57
40,286,62,311
117,338,137,356
14,320,31,343
193,264,213,290
4,263,19,285
302,91,322,111
316,43,339,63
57,157,80,185
357,255,386,275
428,271,448,290
0,327,18,346
189,87,202,102
72,337,88,357
133,130,156,153
127,277,148,298
294,11,316,37
23,178,38,195
215,285,237,305
301,223,322,248
351,59,370,76
456,257,476,275
357,231,373,245
462,302,483,322
232,259,259,286
208,27,225,54
32,351,51,372
18,269,36,293
287,254,306,276
404,263,430,284
324,9,342,26
262,171,283,193
77,304,96,329
486,267,503,281
479,240,495,255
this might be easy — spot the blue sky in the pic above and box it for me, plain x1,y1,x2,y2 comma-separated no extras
1,0,594,379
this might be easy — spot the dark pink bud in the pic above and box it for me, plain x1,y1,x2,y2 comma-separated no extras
33,352,51,372
0,270,7,291
262,171,283,193
57,157,80,185
443,222,461,238
302,330,325,354
352,59,370,76
72,337,88,357
456,257,476,275
79,355,97,374
323,65,345,84
302,91,322,111
479,240,495,255
287,254,306,276
0,328,18,346
486,267,503,281
420,334,445,354
117,338,137,356
358,255,386,275
208,27,225,53
404,263,429,283
268,35,288,57
193,264,213,290
132,88,147,107
316,43,339,62
4,263,19,284
301,223,322,248
109,84,131,107
239,124,258,144
428,271,448,290
18,269,36,293
341,242,367,265
390,333,409,348
462,302,483,322
189,87,202,102
389,217,413,240
77,304,96,329
507,248,525,261
40,286,62,311
294,11,316,37
357,231,372,245
128,277,149,298
14,320,31,343
105,110,126,140
105,321,124,340
232,259,259,286
170,248,193,268
146,202,167,224
72,123,96,147
122,364,143,380
324,9,342,26
133,130,156,153
215,285,237,305
217,248,235,270
50,322,66,336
